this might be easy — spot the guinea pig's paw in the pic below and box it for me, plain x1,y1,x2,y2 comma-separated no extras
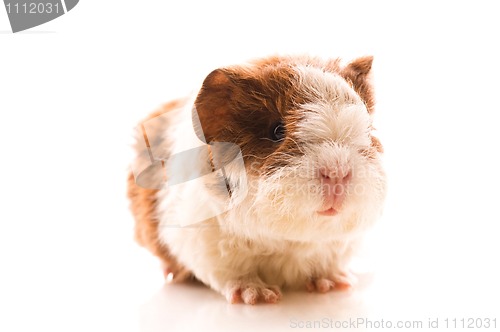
332,270,358,290
305,278,336,293
224,280,282,305
306,272,357,293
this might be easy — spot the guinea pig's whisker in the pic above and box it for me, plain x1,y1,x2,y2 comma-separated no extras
285,136,307,154
270,152,296,159
243,154,268,160
260,138,276,143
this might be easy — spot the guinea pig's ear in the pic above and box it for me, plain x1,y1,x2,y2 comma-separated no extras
193,68,236,143
341,56,375,114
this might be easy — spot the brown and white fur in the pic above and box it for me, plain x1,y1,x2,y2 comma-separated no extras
128,55,386,304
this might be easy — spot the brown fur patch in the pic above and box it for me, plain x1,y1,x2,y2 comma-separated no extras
195,61,305,175
340,56,375,114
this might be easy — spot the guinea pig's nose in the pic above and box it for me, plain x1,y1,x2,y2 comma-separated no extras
319,168,352,185
319,168,352,214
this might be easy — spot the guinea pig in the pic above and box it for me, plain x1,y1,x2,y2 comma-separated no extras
127,55,386,304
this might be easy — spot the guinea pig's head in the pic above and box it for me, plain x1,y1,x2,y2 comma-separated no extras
194,55,386,242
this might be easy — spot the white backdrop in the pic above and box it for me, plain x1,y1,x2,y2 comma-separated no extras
1,1,500,331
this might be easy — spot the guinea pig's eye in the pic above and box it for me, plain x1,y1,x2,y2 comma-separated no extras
270,122,286,142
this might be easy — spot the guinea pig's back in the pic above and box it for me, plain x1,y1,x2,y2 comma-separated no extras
127,98,192,282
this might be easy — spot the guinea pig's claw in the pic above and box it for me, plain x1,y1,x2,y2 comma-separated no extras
307,272,357,293
306,278,336,293
225,281,282,305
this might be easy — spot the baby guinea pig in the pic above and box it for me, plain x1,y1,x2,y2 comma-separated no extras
128,55,386,304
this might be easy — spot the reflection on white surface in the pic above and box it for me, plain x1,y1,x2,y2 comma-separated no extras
139,251,500,332
140,276,373,332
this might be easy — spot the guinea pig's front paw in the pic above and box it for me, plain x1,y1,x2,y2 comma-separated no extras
306,271,357,293
224,279,282,305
